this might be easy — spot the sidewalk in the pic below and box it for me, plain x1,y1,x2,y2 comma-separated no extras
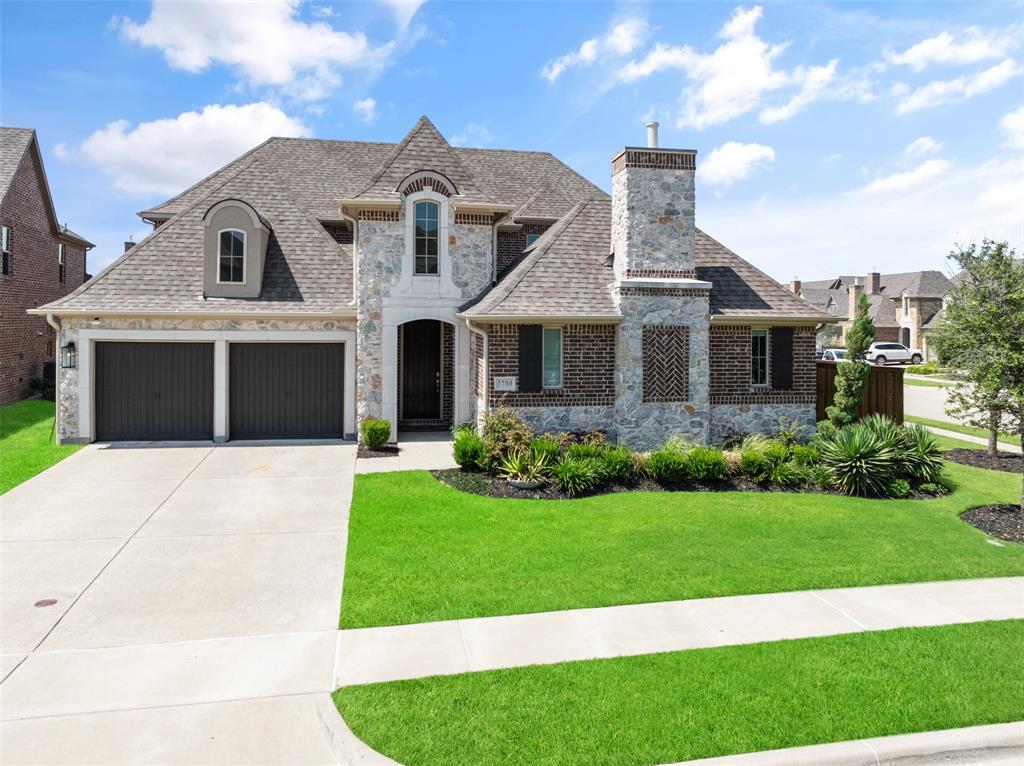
335,576,1023,686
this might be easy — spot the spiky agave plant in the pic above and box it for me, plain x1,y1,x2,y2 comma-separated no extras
818,423,897,496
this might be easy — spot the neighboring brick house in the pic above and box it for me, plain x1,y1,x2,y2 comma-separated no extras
34,117,831,448
792,270,951,358
1,127,92,404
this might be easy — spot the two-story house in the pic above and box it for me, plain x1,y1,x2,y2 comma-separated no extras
33,117,830,447
1,127,93,404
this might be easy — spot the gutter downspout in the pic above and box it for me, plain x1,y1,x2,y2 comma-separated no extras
45,312,61,444
465,319,488,428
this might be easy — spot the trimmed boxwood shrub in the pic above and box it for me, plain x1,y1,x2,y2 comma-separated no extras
361,417,391,447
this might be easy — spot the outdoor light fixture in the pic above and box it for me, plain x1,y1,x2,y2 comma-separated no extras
60,341,77,369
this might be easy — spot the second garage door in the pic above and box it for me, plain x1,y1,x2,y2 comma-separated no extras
229,343,344,439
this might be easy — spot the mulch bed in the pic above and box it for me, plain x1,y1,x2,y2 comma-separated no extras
431,468,938,501
961,505,1024,543
357,444,400,459
944,448,1023,474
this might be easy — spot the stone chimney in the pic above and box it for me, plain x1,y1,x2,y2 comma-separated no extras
611,130,710,450
848,279,864,320
868,271,881,295
789,278,801,294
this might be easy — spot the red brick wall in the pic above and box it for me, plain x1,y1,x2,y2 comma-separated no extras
486,323,615,408
496,224,550,277
709,325,816,405
0,147,87,404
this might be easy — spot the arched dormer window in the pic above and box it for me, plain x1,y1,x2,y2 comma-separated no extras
414,200,439,275
218,229,246,283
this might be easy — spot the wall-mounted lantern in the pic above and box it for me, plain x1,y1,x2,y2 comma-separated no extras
60,341,77,369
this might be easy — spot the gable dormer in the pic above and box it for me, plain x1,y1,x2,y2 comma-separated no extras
202,199,270,299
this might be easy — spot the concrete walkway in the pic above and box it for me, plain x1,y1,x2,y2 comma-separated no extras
354,431,456,474
0,441,389,765
335,577,1024,686
923,424,1022,454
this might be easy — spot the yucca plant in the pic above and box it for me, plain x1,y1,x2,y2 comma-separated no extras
818,424,896,496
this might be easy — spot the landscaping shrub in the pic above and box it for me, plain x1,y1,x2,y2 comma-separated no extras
566,442,605,460
901,423,945,484
361,417,391,447
684,446,727,481
818,423,896,496
887,478,912,499
481,409,533,465
600,446,637,483
551,456,603,497
791,444,819,467
453,427,485,469
647,447,688,484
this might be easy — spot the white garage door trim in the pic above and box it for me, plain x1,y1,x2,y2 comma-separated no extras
77,329,357,442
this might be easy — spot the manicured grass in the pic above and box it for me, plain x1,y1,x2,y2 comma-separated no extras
904,378,951,388
906,414,1020,447
340,462,1024,628
335,620,1024,766
0,399,80,494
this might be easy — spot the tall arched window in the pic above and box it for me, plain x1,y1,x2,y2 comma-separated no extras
414,200,438,275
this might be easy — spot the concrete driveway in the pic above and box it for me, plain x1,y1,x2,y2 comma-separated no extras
0,441,387,764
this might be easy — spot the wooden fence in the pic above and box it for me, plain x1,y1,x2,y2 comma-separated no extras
816,361,904,423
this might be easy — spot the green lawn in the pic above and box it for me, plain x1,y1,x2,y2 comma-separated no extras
904,378,951,388
0,399,80,494
906,414,1020,448
335,620,1024,766
340,462,1024,629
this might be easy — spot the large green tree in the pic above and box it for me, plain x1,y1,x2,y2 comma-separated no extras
826,291,875,427
932,240,1024,511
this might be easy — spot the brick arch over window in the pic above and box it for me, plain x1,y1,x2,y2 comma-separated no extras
397,170,457,198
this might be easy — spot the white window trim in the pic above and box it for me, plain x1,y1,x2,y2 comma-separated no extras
751,328,770,388
216,228,247,285
412,199,440,276
542,326,563,389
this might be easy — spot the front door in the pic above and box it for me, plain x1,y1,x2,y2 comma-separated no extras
401,320,441,420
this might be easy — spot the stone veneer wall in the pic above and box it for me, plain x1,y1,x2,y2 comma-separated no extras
707,324,817,444
55,316,356,442
613,288,710,449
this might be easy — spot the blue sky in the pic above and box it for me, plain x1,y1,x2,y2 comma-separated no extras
2,0,1021,281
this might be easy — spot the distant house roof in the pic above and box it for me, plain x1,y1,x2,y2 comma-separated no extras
0,127,94,249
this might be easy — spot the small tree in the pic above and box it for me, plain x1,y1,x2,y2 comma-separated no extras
932,240,1024,511
826,291,875,426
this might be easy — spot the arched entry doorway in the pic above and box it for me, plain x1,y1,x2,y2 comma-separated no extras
398,319,454,430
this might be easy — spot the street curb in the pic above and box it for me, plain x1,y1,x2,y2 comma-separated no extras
665,721,1024,765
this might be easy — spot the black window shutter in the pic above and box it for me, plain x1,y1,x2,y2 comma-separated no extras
518,325,542,392
771,327,793,390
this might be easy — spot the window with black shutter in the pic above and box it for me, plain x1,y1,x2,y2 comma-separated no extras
770,327,793,390
518,324,542,392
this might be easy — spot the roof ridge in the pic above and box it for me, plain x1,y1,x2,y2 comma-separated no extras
47,150,266,310
476,199,592,314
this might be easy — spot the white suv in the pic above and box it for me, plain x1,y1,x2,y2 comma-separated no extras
865,342,923,366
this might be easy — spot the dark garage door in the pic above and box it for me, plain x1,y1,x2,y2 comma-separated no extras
95,342,214,441
229,343,344,439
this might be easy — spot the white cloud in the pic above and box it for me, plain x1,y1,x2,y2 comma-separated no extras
699,156,1022,281
904,136,942,157
353,97,377,123
697,141,775,187
1000,106,1024,149
617,6,849,130
885,26,1018,71
542,17,648,82
116,0,393,101
857,158,951,195
450,123,495,148
896,58,1022,114
58,102,310,196
380,0,427,30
